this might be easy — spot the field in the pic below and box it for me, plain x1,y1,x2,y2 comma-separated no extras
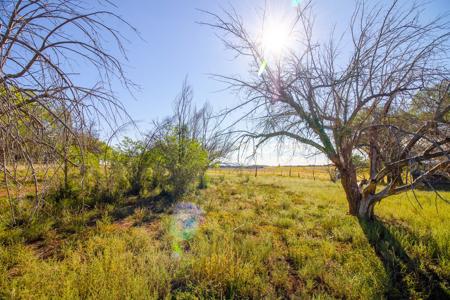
209,166,334,181
0,171,449,299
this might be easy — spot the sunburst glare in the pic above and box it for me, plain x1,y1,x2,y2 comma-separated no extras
261,20,293,59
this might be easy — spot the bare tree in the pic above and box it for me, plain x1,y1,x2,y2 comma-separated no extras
0,0,136,220
203,0,450,219
168,78,233,168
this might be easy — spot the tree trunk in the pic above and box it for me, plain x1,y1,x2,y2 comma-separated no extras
62,106,71,195
358,194,376,219
339,166,360,216
339,165,376,219
64,162,68,191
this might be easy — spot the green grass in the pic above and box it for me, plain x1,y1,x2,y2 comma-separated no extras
0,175,449,299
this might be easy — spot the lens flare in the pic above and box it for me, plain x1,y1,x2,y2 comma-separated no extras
258,15,294,76
292,0,301,7
262,22,290,58
258,59,268,76
169,202,204,258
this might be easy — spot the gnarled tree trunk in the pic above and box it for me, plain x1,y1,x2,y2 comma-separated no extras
338,161,377,219
358,195,376,219
339,166,360,216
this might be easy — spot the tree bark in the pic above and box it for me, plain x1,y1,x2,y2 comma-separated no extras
339,165,376,219
358,194,376,219
339,165,360,216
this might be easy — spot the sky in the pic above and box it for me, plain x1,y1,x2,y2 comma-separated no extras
86,0,449,165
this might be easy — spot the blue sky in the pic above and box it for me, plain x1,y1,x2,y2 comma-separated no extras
90,0,449,165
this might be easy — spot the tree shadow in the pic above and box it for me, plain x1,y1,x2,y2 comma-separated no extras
110,194,174,223
358,218,449,299
84,193,175,228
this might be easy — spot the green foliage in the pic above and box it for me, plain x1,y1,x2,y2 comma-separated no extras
149,128,209,198
410,82,450,122
116,137,152,196
90,131,209,201
85,137,153,202
351,153,368,169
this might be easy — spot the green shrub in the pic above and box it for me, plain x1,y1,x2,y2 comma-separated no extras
149,128,208,199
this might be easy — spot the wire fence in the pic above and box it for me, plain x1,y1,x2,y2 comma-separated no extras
208,166,333,181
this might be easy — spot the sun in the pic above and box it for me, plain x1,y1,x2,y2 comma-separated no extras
261,21,292,58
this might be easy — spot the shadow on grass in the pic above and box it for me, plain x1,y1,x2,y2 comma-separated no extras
83,193,175,228
359,218,449,299
110,194,174,223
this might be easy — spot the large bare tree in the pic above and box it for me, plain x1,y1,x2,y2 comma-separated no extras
0,0,135,220
204,0,450,218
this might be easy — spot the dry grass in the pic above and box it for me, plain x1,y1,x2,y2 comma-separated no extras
0,173,449,299
210,165,333,181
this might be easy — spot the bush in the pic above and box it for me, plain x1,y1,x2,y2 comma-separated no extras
115,137,153,196
149,128,208,199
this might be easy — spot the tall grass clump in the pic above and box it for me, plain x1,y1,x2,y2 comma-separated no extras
1,225,172,299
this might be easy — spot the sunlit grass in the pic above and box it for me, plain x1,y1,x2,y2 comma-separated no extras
210,165,333,181
0,173,449,298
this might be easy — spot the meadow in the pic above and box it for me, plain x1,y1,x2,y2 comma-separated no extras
2,0,449,299
209,166,334,181
1,170,449,299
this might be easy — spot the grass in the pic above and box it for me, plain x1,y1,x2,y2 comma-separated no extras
0,173,449,299
210,165,334,181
